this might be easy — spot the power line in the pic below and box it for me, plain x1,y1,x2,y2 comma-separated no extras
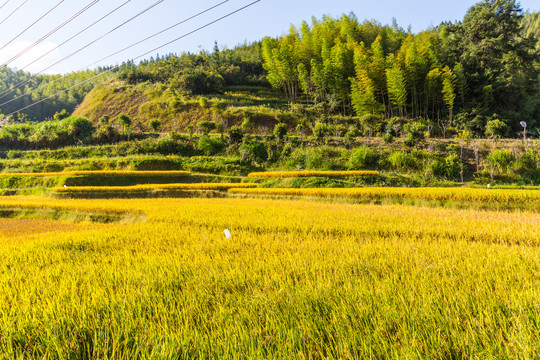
1,0,101,67
0,0,229,109
0,0,166,101
4,0,262,118
0,0,66,52
17,0,133,74
0,0,228,108
0,0,29,26
0,0,11,11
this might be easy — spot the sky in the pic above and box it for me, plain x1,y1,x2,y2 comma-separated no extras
0,0,537,75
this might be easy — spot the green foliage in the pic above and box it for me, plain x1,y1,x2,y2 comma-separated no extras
53,110,69,121
382,133,394,143
0,68,105,122
149,119,161,132
429,154,461,180
64,116,95,140
273,123,287,140
514,149,538,177
386,63,408,116
240,137,268,164
485,119,510,139
0,116,95,148
486,149,515,175
197,121,217,135
348,146,377,169
404,121,428,140
199,97,209,108
116,113,132,134
197,136,225,156
227,126,244,145
359,114,384,137
313,122,330,140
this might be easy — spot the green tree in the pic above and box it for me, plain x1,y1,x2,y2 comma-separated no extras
441,66,457,126
197,120,217,135
459,0,538,125
273,123,287,141
386,60,407,117
351,69,382,116
149,119,161,132
116,113,132,134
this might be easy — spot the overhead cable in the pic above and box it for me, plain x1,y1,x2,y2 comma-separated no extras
17,0,133,74
1,0,101,67
4,0,262,117
0,0,166,100
0,0,29,26
0,0,229,108
0,0,66,51
0,0,11,11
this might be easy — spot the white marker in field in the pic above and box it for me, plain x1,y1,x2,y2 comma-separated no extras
63,185,67,188
487,184,491,189
224,229,232,239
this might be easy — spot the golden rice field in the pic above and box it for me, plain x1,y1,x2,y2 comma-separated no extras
247,170,379,178
0,170,191,177
53,182,258,193
229,186,540,209
0,194,540,358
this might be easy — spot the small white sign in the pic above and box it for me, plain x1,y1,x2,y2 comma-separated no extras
487,184,491,189
63,185,67,188
224,229,232,239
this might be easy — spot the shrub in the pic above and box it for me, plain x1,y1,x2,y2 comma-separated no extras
98,115,111,127
305,147,343,170
387,151,423,171
429,154,461,180
199,97,209,108
485,149,515,175
227,126,244,144
149,119,161,132
64,116,95,140
198,136,225,156
388,151,408,170
359,114,384,136
404,133,417,147
53,109,69,121
240,137,268,164
514,150,538,177
273,123,287,141
382,133,394,143
403,121,427,140
348,146,377,169
116,113,132,134
485,119,510,139
197,121,216,135
175,69,224,95
313,122,330,140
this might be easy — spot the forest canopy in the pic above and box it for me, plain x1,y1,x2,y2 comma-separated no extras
261,0,539,136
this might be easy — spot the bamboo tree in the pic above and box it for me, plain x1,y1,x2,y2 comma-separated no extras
442,66,457,126
386,56,407,117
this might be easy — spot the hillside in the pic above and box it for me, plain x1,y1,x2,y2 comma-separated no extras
70,3,539,139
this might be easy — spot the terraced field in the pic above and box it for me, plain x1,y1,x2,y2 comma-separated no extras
0,194,539,358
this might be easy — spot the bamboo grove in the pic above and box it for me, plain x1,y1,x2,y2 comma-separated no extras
261,0,539,136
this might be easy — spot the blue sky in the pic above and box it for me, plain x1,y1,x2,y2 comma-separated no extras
0,0,537,74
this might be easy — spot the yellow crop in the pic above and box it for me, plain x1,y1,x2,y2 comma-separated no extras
0,170,191,177
229,186,540,203
53,182,258,193
0,195,539,357
247,170,379,178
